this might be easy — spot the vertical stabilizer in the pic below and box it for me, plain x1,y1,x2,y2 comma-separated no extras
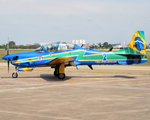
128,31,146,55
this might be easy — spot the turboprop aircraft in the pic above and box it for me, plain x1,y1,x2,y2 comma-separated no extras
2,31,147,79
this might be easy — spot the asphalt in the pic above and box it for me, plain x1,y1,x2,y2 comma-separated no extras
0,63,150,120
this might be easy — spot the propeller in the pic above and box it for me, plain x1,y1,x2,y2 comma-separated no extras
7,57,10,73
7,37,10,73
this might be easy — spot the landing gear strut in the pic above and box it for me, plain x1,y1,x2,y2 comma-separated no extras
12,67,18,78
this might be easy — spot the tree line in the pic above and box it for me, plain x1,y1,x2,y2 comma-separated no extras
0,41,40,49
1,41,150,49
90,42,113,49
0,45,40,49
90,42,150,49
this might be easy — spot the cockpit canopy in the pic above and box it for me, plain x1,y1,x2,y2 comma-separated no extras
35,42,77,53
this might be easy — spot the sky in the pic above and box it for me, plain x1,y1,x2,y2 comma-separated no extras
0,0,150,45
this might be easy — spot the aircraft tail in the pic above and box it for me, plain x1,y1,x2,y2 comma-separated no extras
113,31,147,64
128,31,146,55
115,31,147,56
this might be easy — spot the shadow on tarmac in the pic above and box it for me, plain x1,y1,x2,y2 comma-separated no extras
40,74,71,81
1,74,136,82
40,74,136,82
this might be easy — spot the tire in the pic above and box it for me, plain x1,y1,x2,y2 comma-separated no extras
58,73,65,79
12,72,18,78
54,71,58,77
54,67,59,77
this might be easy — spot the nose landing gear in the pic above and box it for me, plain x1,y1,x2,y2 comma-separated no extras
12,72,18,78
12,67,18,78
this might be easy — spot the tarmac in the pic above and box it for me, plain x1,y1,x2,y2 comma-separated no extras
0,62,150,120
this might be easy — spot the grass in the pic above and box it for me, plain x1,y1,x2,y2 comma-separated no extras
0,49,150,65
0,49,32,61
143,51,150,65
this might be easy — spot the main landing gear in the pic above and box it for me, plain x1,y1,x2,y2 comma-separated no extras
12,67,18,78
58,73,65,79
54,64,66,79
54,69,65,79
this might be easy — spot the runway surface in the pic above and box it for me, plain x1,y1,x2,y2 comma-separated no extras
0,63,150,120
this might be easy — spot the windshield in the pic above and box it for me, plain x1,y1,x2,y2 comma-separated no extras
35,42,75,52
35,46,44,53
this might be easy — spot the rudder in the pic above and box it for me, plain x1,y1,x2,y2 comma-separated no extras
128,31,146,55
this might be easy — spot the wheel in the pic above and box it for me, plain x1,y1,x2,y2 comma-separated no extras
54,67,59,77
54,71,58,77
58,73,65,79
12,72,18,78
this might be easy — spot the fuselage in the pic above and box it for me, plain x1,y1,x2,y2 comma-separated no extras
2,48,147,68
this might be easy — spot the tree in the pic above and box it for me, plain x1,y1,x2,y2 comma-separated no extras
103,42,108,47
98,43,101,47
107,44,113,48
9,41,16,46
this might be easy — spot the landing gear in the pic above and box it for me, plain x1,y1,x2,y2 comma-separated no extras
54,67,59,77
12,66,18,78
54,71,58,77
12,72,18,78
54,64,66,79
58,73,65,79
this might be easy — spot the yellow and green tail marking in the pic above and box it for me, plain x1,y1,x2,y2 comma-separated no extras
128,31,146,55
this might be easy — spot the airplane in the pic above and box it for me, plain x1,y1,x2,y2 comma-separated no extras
2,31,147,79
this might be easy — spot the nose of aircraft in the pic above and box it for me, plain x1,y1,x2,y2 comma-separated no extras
2,55,9,60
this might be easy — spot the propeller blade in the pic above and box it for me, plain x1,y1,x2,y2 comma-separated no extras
7,37,10,73
7,58,9,73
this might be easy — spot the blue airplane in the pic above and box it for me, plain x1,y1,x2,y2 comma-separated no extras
2,31,147,79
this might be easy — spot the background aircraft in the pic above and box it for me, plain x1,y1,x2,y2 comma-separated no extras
2,31,147,79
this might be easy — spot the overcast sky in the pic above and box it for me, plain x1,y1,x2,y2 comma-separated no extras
0,0,150,45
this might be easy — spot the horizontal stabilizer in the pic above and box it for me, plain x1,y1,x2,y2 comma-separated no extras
129,54,145,56
115,53,146,56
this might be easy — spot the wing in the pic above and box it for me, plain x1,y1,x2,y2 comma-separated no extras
45,58,75,67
